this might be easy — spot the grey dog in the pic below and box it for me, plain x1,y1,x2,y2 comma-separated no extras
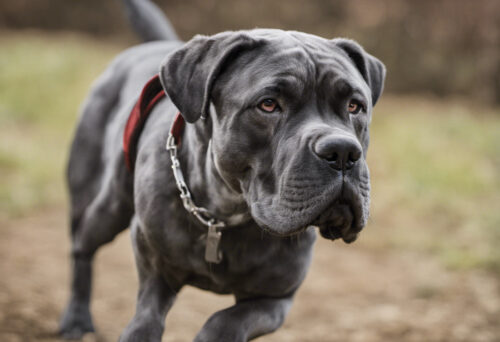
59,0,386,341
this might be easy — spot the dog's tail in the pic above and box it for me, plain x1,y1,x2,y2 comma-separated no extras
121,0,179,42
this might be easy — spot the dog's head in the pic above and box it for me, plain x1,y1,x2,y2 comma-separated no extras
161,29,385,243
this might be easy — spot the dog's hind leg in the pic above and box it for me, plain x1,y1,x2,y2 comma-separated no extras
193,296,294,342
59,172,134,339
60,65,133,339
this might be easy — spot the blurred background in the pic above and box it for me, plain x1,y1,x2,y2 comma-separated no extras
0,1,499,341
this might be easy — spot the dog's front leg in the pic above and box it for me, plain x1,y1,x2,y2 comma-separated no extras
119,275,176,342
194,296,294,342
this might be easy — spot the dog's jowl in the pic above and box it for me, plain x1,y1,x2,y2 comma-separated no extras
59,0,386,341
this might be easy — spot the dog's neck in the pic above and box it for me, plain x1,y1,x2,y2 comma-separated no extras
178,120,250,226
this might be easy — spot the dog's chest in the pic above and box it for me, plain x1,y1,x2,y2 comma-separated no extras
156,224,317,296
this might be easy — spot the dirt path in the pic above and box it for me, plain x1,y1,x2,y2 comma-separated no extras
0,207,499,342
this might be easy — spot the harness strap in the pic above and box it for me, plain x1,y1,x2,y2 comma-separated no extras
170,111,185,146
123,74,168,171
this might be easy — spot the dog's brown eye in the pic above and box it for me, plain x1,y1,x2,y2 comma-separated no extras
258,99,280,113
348,100,363,114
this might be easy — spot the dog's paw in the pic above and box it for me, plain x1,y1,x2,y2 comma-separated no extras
59,301,95,340
118,319,164,342
194,330,246,342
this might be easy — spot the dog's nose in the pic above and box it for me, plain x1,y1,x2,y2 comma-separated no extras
313,135,362,171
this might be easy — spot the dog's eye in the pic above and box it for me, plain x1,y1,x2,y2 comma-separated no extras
258,99,280,113
348,100,364,115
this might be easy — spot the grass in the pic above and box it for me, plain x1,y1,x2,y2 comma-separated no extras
0,31,499,273
365,96,500,273
0,31,122,217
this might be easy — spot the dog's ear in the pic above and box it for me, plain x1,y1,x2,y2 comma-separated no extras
160,33,264,123
332,38,386,106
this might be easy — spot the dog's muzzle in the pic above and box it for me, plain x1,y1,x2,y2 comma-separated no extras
310,134,366,243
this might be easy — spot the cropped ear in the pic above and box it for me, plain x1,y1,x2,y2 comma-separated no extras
160,32,264,123
332,38,386,106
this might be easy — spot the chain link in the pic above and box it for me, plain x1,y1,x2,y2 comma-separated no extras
166,133,226,230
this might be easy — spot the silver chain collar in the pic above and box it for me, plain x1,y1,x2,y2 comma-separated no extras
166,128,225,264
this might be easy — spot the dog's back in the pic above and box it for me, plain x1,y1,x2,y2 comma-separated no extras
66,0,181,235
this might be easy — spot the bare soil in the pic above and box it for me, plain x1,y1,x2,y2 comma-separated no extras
1,207,499,342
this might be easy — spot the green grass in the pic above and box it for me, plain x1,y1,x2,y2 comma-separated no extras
0,31,122,218
365,96,500,273
0,31,499,273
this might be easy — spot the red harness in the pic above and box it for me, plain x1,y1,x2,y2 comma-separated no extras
123,75,185,171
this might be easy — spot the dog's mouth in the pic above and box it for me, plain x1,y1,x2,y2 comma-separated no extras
312,200,363,243
249,173,369,240
251,198,365,242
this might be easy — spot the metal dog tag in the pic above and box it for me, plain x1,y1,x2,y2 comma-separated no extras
205,225,223,264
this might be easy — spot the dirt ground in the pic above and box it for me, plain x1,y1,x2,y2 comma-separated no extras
0,207,499,342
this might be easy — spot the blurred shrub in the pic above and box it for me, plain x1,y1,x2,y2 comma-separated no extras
1,0,499,103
